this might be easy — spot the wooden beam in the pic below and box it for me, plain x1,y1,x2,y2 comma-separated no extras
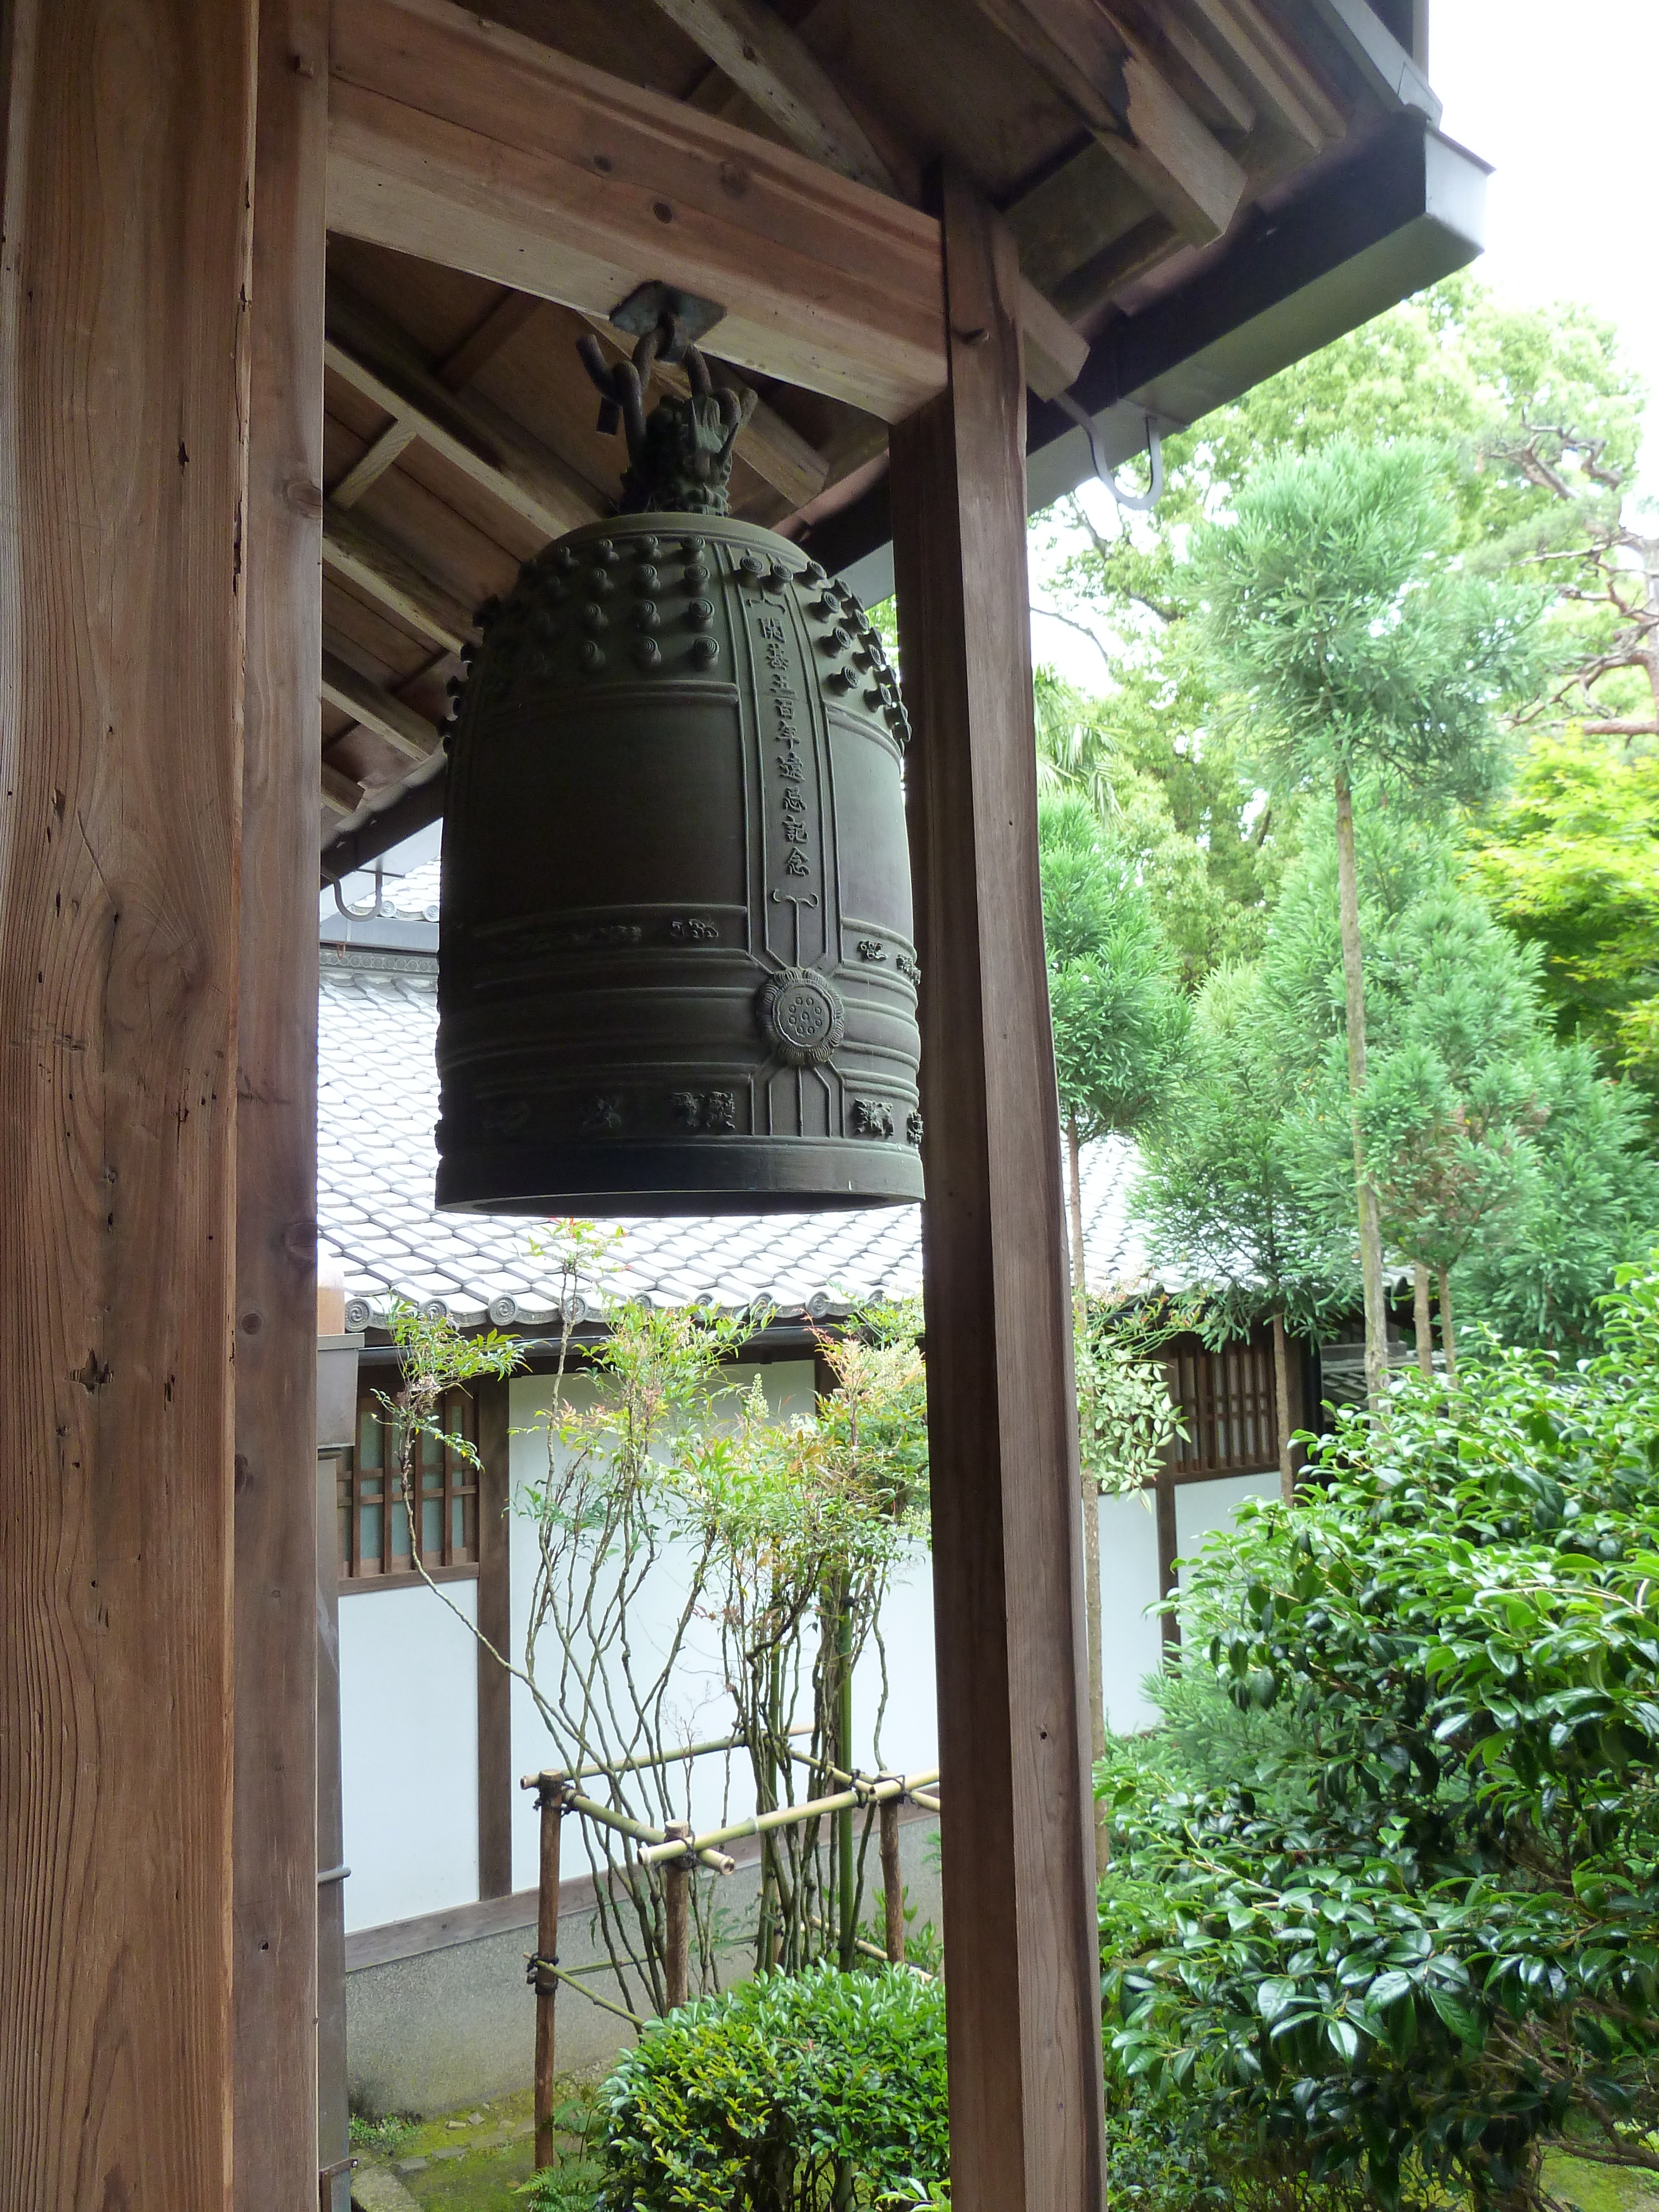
235,7,327,2205
890,170,1104,2212
322,502,474,651
0,0,256,2197
640,2,1083,404
321,644,442,760
322,761,366,814
649,0,896,193
1155,1470,1180,1647
326,277,603,539
327,0,947,420
972,0,1246,241
329,415,418,508
1169,0,1343,149
476,1378,514,1900
1015,275,1088,400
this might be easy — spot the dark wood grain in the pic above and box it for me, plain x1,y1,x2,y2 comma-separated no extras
476,1376,514,1898
890,164,1104,2212
1155,1472,1180,1651
0,1,258,2199
234,6,329,2203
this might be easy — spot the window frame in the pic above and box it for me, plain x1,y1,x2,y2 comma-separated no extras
337,1384,482,1589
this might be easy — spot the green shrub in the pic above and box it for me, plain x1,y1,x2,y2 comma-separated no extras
1100,1256,1659,2212
591,1961,948,2211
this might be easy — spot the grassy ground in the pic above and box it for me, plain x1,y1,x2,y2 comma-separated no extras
350,2078,601,2210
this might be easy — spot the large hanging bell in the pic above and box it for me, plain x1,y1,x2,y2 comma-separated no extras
435,317,922,1216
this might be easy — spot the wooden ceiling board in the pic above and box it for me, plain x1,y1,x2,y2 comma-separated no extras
321,570,456,674
805,0,1085,201
318,592,445,693
465,302,633,509
326,233,502,359
351,461,533,610
324,720,420,792
466,0,712,97
322,378,393,450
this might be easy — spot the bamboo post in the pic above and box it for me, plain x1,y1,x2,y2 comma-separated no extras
662,1823,691,2010
879,1795,905,1965
533,1773,566,2171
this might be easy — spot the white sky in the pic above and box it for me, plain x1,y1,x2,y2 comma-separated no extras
1031,1,1657,685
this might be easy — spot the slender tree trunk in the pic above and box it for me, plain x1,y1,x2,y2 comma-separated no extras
1068,1114,1108,1870
1333,769,1390,1410
1067,1113,1086,1293
1412,1262,1434,1380
1271,1311,1296,1506
1082,1459,1107,1872
1438,1265,1458,1385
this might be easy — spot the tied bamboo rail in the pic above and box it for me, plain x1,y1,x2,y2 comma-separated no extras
639,1766,940,1867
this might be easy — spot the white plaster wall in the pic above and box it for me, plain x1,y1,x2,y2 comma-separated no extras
1097,1488,1164,1736
1175,1472,1280,1586
506,1361,939,1893
1093,1470,1283,1737
339,1578,479,1932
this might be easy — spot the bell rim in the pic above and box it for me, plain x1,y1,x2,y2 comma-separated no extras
436,1138,924,1217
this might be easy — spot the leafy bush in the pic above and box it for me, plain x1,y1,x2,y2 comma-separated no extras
590,1962,947,2211
1100,1257,1659,2212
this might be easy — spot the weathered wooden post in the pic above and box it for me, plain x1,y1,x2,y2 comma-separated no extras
0,1,259,2199
662,1822,693,2009
890,163,1106,2211
234,2,328,2205
533,1772,567,2170
879,1796,905,1966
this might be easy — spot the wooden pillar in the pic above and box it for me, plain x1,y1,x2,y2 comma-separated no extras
0,1,258,2200
890,167,1104,2212
476,1375,514,1898
234,3,327,2204
1155,1472,1180,1651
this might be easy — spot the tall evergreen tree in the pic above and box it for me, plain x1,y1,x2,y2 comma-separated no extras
1037,792,1186,1860
1194,437,1540,1406
1134,964,1348,1500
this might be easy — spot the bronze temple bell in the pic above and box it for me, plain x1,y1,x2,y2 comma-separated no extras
435,314,923,1215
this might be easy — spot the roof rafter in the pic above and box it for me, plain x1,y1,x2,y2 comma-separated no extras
322,503,475,653
972,0,1247,242
321,644,443,762
647,0,897,195
325,276,605,540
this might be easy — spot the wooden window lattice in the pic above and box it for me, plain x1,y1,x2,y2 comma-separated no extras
338,1386,479,1582
1161,1335,1279,1478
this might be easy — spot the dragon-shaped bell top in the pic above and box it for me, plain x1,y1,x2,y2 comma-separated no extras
575,314,756,515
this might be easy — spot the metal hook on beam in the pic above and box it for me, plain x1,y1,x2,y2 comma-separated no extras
1055,397,1165,513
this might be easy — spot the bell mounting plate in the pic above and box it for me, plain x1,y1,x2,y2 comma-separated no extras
607,280,727,348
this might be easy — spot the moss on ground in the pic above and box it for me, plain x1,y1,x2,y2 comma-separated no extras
1539,2148,1659,2212
351,2078,600,2211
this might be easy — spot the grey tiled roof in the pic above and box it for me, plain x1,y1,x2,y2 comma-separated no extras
317,962,1149,1326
